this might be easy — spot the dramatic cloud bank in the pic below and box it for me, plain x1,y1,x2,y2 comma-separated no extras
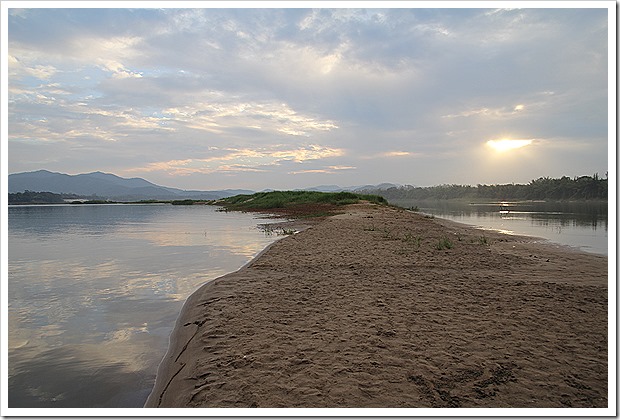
6,4,611,189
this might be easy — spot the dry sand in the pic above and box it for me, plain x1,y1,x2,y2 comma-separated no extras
145,203,608,408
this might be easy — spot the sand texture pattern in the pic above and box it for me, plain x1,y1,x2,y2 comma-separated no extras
146,203,608,408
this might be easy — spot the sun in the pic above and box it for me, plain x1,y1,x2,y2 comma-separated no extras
486,139,533,152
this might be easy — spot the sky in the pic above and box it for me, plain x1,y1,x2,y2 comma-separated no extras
4,2,613,191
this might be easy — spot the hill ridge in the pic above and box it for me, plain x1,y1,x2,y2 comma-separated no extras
8,170,253,201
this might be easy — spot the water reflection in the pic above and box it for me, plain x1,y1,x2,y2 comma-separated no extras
390,199,608,255
8,204,282,408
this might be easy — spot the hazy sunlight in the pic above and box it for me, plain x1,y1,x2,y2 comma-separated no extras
486,139,533,152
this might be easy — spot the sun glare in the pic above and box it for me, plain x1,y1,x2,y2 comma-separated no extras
486,139,533,152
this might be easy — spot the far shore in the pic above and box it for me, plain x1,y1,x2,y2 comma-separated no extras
146,202,608,409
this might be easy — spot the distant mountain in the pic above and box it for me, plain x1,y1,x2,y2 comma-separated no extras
351,183,400,192
300,184,345,192
8,170,253,201
300,183,401,193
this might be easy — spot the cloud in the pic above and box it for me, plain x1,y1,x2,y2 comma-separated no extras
164,99,338,137
129,144,345,176
8,55,57,80
6,6,610,189
71,35,145,78
382,151,414,158
288,165,356,175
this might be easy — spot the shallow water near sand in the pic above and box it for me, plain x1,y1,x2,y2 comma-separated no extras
7,204,281,408
390,199,608,255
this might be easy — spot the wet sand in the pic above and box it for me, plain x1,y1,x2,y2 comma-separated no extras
145,203,608,408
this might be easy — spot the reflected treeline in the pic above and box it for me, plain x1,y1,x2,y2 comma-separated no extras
390,199,608,231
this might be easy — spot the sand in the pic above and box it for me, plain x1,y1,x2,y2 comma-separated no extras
145,203,608,408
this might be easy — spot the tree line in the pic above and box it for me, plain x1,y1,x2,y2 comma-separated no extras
364,175,608,201
8,191,107,204
9,190,67,204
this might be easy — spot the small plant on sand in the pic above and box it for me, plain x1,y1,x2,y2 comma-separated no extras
436,237,453,250
478,235,489,245
382,228,394,239
402,233,423,250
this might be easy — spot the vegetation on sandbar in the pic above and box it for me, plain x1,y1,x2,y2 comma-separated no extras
210,190,387,217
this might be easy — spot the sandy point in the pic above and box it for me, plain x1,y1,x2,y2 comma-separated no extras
146,202,608,409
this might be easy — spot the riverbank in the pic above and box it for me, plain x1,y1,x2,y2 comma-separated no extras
145,202,608,408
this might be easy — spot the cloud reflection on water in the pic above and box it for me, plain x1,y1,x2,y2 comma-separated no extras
8,204,281,407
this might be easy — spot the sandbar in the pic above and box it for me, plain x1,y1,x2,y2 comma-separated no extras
145,203,608,408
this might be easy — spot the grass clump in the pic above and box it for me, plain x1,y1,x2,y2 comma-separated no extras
403,233,423,249
436,237,454,250
382,228,395,240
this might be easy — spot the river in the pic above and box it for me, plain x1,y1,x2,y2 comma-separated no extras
7,204,281,408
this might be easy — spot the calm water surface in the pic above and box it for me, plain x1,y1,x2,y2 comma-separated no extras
390,199,608,255
8,204,282,408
